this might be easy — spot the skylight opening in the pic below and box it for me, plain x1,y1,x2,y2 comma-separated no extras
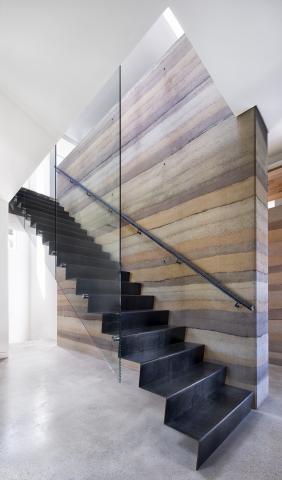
163,7,184,39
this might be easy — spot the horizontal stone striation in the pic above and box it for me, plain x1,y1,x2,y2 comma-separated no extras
269,205,282,365
57,37,268,404
269,166,282,201
57,267,114,358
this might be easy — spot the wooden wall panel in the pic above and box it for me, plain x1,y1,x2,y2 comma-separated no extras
269,166,282,201
57,37,268,405
269,205,282,365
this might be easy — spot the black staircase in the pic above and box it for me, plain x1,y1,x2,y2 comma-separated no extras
10,187,254,470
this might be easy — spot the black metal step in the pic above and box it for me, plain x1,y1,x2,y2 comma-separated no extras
43,233,95,248
87,294,154,313
75,278,140,295
144,361,225,398
49,240,102,257
18,198,65,214
38,225,90,241
165,384,253,469
35,218,86,234
16,192,60,209
25,206,75,222
58,251,112,268
66,264,120,281
120,326,186,356
16,188,59,206
121,282,141,295
139,344,204,387
122,341,199,364
121,295,155,313
102,309,169,334
9,203,25,217
121,295,154,311
30,211,76,227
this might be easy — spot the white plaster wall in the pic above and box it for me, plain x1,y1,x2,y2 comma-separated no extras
24,154,51,196
29,233,57,341
8,214,57,344
8,226,30,343
0,199,8,357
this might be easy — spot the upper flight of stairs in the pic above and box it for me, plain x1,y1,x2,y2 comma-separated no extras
10,187,254,470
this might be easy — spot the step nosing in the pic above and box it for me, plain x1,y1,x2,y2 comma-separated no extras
166,368,226,399
141,345,203,365
122,327,171,337
198,393,253,442
121,309,168,314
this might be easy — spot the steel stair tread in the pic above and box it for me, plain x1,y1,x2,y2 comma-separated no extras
166,384,253,441
122,341,201,364
141,361,224,398
121,325,170,337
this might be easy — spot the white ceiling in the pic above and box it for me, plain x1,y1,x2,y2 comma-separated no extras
0,0,282,201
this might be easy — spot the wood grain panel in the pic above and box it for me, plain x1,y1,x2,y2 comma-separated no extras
269,166,282,201
269,204,282,365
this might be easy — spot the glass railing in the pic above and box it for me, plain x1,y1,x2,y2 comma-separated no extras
54,67,122,380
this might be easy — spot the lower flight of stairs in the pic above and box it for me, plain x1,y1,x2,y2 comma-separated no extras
10,187,254,470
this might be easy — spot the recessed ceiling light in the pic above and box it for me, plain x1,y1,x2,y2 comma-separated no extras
163,7,184,39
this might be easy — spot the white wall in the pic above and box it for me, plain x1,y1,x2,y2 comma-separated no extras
29,234,57,341
8,225,30,343
0,199,8,358
24,153,51,196
8,214,57,344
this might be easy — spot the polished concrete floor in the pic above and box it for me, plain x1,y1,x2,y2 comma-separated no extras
0,341,281,480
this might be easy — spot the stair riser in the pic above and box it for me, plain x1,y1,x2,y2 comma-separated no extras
58,253,112,269
66,263,121,280
17,195,64,210
196,394,253,470
88,295,154,313
35,219,86,234
120,327,186,356
49,242,102,257
122,283,141,295
30,213,76,227
164,368,226,423
75,279,138,295
16,191,59,206
38,226,89,241
139,346,204,387
66,265,119,281
103,310,169,334
9,205,25,217
17,198,64,214
26,207,74,221
16,196,60,211
76,279,120,295
101,319,120,334
43,234,95,248
121,296,154,311
88,295,120,314
122,310,168,328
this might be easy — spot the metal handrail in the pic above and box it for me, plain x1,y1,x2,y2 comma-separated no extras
56,166,255,311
